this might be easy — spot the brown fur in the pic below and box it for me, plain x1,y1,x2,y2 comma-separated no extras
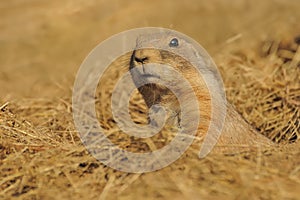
130,35,274,153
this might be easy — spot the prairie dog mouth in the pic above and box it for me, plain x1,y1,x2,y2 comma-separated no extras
130,65,162,87
141,73,160,79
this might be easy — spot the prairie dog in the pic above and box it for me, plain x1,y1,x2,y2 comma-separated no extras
129,32,273,151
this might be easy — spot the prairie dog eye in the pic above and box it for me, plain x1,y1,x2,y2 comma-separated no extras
169,38,179,47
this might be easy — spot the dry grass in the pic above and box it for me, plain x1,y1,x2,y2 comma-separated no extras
1,33,300,200
219,36,300,143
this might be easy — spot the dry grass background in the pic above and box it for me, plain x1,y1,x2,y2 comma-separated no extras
0,0,300,199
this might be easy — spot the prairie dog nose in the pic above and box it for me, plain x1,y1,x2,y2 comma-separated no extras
135,56,148,64
133,50,148,64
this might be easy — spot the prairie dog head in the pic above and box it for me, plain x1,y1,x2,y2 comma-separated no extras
129,32,217,108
